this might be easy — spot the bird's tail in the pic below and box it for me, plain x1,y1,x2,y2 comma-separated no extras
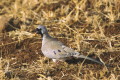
74,55,104,65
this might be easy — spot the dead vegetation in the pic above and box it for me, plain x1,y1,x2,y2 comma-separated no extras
0,0,120,80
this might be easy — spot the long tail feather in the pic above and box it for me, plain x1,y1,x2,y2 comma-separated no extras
74,55,104,65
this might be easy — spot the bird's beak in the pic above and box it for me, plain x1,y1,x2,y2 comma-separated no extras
32,28,43,37
34,33,38,36
31,29,39,37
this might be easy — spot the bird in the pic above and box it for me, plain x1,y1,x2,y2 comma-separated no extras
36,25,104,65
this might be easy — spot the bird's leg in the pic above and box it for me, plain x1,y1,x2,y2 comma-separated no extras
52,59,58,62
52,59,64,64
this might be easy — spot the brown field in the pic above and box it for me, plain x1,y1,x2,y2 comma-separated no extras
0,0,120,80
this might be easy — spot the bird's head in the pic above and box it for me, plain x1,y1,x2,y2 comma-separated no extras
36,25,48,36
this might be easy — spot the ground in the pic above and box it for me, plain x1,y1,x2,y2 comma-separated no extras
0,0,120,80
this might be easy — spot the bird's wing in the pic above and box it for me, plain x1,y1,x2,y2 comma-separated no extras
41,40,80,59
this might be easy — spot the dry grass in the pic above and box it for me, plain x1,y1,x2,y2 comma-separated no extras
0,0,120,80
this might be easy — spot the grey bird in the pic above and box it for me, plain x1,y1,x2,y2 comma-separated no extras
36,25,104,65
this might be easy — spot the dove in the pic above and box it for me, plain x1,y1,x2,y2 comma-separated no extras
36,25,104,65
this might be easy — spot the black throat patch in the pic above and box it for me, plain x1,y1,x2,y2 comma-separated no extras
36,28,43,37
